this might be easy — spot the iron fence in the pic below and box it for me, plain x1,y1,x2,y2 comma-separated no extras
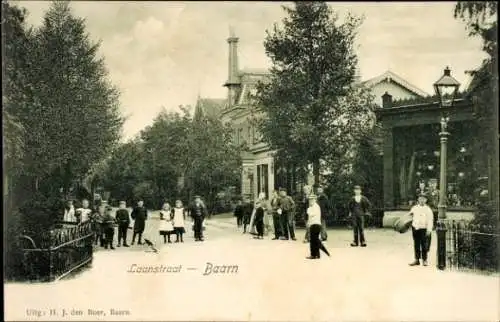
444,220,499,273
19,222,94,282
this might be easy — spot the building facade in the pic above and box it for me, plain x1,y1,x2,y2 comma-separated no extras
214,30,430,201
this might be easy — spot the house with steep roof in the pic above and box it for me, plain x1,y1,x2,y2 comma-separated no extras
217,29,431,201
363,70,429,106
194,97,227,119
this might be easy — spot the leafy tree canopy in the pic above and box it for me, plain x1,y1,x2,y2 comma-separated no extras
7,1,123,196
256,2,375,185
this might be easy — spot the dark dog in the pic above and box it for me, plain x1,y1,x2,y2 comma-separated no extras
144,238,159,253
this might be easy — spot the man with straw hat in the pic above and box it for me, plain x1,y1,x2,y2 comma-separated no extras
408,192,434,266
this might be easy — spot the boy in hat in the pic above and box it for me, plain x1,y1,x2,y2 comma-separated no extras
115,201,130,247
347,185,371,247
190,195,208,241
408,192,434,266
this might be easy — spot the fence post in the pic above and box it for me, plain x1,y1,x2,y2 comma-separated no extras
437,220,447,270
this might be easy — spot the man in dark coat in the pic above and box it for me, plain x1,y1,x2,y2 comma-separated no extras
270,190,282,240
316,186,330,241
278,188,296,240
302,185,312,243
131,200,147,245
347,185,371,247
241,198,254,234
234,199,244,228
115,201,130,247
189,195,208,241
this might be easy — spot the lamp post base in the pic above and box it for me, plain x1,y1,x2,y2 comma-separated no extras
436,219,447,270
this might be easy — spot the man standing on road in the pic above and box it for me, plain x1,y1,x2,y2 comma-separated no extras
302,185,312,243
234,199,244,228
316,186,330,241
270,190,282,240
347,185,371,247
278,188,296,241
190,195,208,241
241,197,253,234
306,194,330,259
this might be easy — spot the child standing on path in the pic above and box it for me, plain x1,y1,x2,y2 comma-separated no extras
172,200,186,243
102,206,116,250
159,203,175,243
91,205,105,247
115,201,130,247
408,193,434,266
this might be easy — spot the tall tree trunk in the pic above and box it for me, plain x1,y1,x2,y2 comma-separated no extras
399,158,407,205
491,95,499,217
313,159,320,190
90,180,95,209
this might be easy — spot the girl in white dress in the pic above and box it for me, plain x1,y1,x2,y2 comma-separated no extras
172,200,186,243
63,200,77,228
159,203,174,243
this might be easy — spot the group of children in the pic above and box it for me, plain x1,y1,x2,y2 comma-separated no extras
157,200,187,243
64,194,209,251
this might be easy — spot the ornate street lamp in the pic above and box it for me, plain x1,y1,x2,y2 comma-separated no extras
433,66,461,270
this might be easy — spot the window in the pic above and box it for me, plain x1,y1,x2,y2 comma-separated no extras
253,127,263,144
393,121,487,209
246,126,251,144
238,128,243,145
257,164,269,198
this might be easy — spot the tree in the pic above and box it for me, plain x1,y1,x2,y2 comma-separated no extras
3,2,32,200
97,139,147,206
10,1,123,197
454,1,498,214
256,2,375,187
99,105,242,212
3,2,32,281
140,106,193,206
185,113,242,213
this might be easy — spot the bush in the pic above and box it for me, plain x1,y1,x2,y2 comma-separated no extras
5,209,26,281
5,192,71,281
18,192,62,234
469,199,499,271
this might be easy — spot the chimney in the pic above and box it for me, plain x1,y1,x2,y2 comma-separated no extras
382,92,392,108
354,65,361,84
224,26,240,107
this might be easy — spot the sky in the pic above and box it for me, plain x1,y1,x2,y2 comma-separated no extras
17,1,487,141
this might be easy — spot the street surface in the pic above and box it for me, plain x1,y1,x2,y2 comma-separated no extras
5,212,499,322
